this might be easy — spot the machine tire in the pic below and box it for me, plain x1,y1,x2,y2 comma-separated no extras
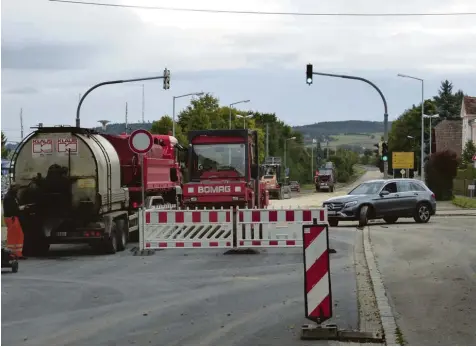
11,261,19,273
329,219,339,227
383,216,398,224
414,202,432,223
115,219,127,252
330,186,334,193
103,222,118,254
358,205,369,227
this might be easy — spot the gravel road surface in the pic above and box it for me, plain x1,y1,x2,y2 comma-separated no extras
2,169,387,346
368,216,476,345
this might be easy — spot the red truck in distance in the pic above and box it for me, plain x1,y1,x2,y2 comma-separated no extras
182,129,269,210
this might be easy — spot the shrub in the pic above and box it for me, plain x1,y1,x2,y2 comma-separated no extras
425,150,459,200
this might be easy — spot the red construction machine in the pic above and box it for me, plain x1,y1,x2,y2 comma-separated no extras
182,129,269,209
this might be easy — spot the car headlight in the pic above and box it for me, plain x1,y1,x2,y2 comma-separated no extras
344,201,358,208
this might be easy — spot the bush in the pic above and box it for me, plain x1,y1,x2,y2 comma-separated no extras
425,150,459,201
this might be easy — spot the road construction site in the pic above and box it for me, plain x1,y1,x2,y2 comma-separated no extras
2,168,476,346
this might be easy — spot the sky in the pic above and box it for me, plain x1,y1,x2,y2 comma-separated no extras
1,0,476,143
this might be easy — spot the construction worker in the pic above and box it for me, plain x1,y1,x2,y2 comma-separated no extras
3,184,25,258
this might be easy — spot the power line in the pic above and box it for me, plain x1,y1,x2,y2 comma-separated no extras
48,0,476,17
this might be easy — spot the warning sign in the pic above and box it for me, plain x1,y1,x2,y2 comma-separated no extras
32,139,53,158
57,138,78,156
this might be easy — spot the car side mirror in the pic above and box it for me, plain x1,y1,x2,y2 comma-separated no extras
379,190,390,196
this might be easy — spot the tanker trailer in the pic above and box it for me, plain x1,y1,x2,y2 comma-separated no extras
9,127,133,256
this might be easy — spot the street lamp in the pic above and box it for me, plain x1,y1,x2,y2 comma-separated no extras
172,92,204,137
229,99,250,129
236,114,253,128
284,136,296,170
423,114,439,155
397,73,425,180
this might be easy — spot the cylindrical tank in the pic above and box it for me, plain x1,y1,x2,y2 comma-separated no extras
12,128,125,217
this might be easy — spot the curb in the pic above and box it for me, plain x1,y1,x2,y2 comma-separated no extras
362,227,400,346
434,213,476,217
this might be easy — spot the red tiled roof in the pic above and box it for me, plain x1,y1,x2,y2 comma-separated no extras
464,96,476,115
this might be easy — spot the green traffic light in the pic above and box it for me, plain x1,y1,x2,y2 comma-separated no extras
382,155,388,162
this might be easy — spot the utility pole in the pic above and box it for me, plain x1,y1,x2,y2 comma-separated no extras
141,84,145,123
20,108,24,139
125,102,128,134
266,123,269,158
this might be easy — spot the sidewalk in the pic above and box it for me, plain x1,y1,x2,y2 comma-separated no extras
435,201,476,216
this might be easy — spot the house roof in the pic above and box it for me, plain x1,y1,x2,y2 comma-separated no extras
464,96,476,115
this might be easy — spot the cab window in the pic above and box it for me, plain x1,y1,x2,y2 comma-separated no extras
396,181,412,192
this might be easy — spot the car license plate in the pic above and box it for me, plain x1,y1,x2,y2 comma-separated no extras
57,232,67,237
327,211,336,215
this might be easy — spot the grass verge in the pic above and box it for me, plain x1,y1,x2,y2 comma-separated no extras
395,326,406,345
452,196,476,209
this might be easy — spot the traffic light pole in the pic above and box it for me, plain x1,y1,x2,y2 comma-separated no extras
76,72,169,128
308,71,389,178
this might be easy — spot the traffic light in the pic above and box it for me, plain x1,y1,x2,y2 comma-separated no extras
381,141,388,162
306,64,313,85
163,68,170,90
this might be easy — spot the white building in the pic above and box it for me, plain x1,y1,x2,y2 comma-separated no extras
461,96,476,150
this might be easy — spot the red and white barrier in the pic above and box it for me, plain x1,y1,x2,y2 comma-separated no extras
302,224,332,324
236,208,327,248
141,209,234,249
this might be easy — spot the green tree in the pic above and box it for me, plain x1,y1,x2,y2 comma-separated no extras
150,115,187,144
461,140,476,166
433,80,463,119
388,99,437,166
1,131,10,158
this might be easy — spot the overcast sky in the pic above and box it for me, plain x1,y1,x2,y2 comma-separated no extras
2,0,476,142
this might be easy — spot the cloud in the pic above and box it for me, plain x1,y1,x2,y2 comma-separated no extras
1,0,476,141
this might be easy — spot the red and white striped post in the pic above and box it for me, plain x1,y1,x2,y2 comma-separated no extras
302,224,332,324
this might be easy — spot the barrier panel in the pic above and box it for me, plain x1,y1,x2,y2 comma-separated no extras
302,224,332,324
236,208,328,248
142,208,234,250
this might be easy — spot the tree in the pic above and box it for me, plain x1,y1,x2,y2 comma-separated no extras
461,140,476,166
425,150,459,200
2,131,10,158
388,100,437,160
150,115,187,144
433,80,462,119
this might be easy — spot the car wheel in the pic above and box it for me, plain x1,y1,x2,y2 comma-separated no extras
103,222,118,254
358,205,369,227
329,219,339,227
383,216,398,224
115,219,127,252
414,202,431,223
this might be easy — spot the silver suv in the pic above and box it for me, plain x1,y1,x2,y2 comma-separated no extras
322,179,437,227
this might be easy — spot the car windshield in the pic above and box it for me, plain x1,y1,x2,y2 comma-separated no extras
348,182,384,195
190,143,246,180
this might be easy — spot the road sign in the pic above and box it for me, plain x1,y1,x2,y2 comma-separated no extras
392,152,414,169
400,169,406,176
129,129,153,154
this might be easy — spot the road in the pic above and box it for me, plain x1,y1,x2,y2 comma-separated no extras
367,217,476,345
0,169,379,346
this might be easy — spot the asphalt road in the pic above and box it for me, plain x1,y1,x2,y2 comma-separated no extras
367,216,476,346
2,232,359,346
1,169,383,346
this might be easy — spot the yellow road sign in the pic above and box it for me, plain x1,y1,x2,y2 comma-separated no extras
392,152,414,169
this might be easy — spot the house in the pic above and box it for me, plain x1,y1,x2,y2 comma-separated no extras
461,96,476,150
435,119,463,158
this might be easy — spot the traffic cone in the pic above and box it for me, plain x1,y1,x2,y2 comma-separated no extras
5,216,24,258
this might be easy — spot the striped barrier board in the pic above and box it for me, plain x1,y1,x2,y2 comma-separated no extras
142,209,234,250
302,224,332,324
236,208,327,248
